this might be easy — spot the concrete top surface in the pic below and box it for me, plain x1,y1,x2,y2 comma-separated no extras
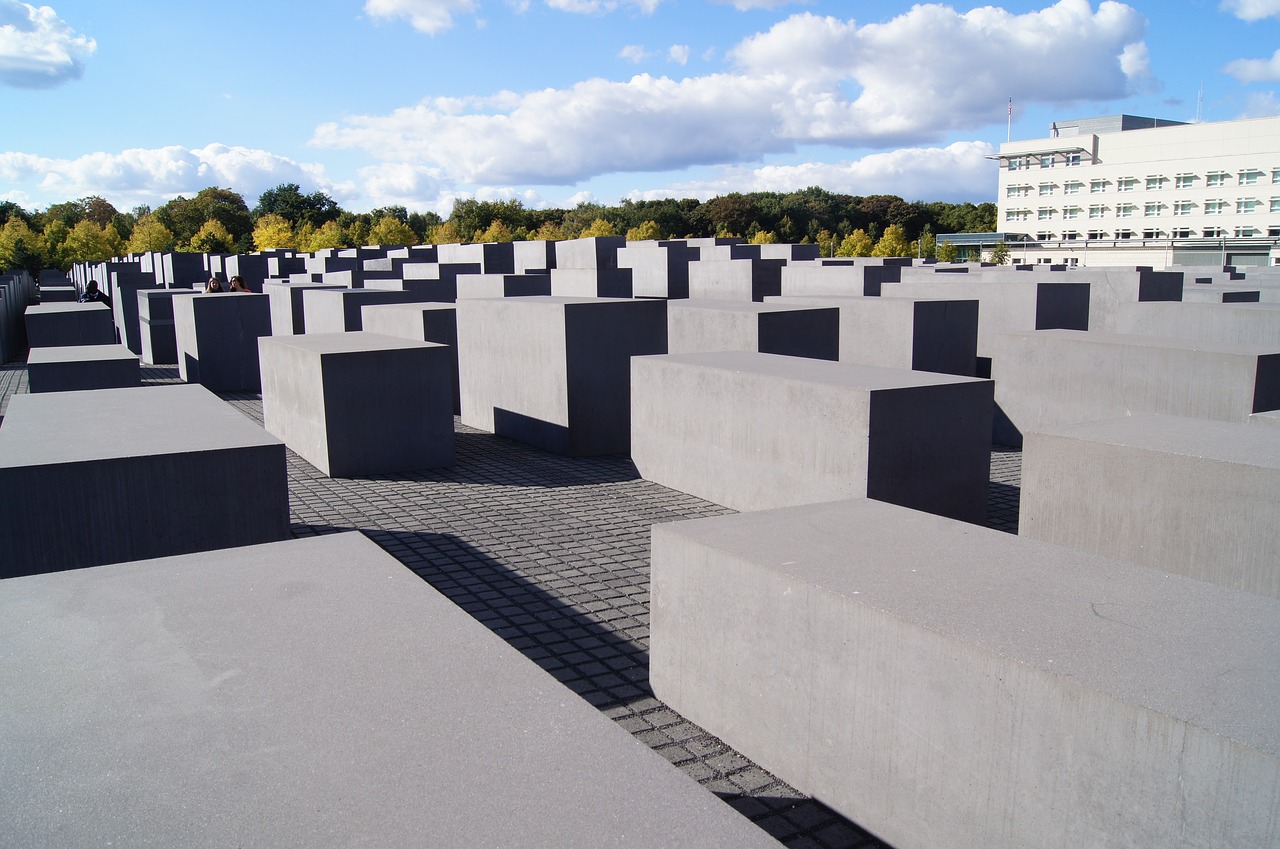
26,343,137,364
361,301,455,315
0,384,281,467
261,331,443,355
656,497,1280,755
0,532,777,849
24,301,110,315
635,351,990,390
670,299,835,315
1029,414,1280,468
460,295,650,308
137,289,199,298
263,280,348,290
1002,328,1280,356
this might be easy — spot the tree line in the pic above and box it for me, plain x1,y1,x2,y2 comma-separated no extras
0,184,996,275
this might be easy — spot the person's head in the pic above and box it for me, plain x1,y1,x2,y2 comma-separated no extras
205,277,223,293
228,275,249,292
85,280,99,293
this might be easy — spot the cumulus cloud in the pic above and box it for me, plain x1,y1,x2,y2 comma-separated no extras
316,1,1150,185
363,0,479,35
0,0,95,89
619,44,648,62
0,144,333,209
1225,48,1280,82
356,161,451,212
668,44,689,65
1220,0,1280,20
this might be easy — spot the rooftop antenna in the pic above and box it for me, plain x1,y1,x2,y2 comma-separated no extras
1195,83,1203,124
1007,96,1012,142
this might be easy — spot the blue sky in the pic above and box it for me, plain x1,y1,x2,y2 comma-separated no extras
2,0,1278,215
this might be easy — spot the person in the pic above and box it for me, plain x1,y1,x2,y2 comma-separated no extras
204,277,224,293
228,275,251,293
78,279,108,304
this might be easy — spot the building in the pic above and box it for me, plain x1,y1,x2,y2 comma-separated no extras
981,114,1280,268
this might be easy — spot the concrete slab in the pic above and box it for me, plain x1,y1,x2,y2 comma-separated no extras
0,384,288,578
0,532,778,849
26,343,140,393
25,302,116,348
138,289,199,365
262,280,347,335
651,497,1280,849
666,299,839,361
360,301,460,414
301,287,433,333
1020,414,1280,598
173,292,273,392
631,352,992,521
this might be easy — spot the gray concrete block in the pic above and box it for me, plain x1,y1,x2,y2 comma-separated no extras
38,285,78,302
360,302,460,414
456,272,552,299
650,497,1280,849
458,296,668,456
260,332,454,477
555,236,625,270
989,330,1280,446
616,243,696,299
174,292,272,392
138,289,199,365
1110,301,1280,346
548,267,633,299
26,344,140,393
666,300,839,361
1020,414,1280,598
108,271,160,355
687,258,785,302
262,280,347,335
631,352,992,521
301,287,434,333
0,384,288,578
25,302,116,348
0,532,777,849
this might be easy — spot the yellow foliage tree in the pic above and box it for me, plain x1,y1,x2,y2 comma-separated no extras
253,213,296,250
41,219,70,268
579,218,618,238
126,216,176,253
871,224,911,258
63,220,114,264
475,219,514,243
935,240,959,262
625,220,662,242
305,220,346,251
186,218,235,253
103,223,125,258
0,217,41,271
530,220,565,241
815,228,836,257
836,229,874,257
428,220,463,245
749,229,778,245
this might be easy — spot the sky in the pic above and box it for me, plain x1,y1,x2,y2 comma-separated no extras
1,0,1278,216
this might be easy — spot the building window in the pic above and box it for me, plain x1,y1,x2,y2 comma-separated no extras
1090,179,1107,193
1062,231,1079,241
1088,205,1106,219
1005,209,1030,222
1116,204,1135,218
1146,175,1167,190
1142,229,1162,239
1036,256,1055,264
1087,230,1107,240
1144,202,1162,217
1203,227,1225,238
1273,169,1280,185
1036,232,1054,241
1239,169,1263,186
1064,152,1082,167
1063,206,1081,220
1065,257,1079,266
1270,227,1280,237
1038,207,1055,221
1039,183,1056,196
1204,199,1226,215
1237,198,1260,214
1063,181,1083,195
1006,184,1031,198
1175,174,1197,189
1007,156,1029,171
1040,155,1055,169
1235,226,1258,237
1171,228,1193,238
1116,177,1137,192
1115,229,1133,240
1271,198,1280,214
1207,172,1229,188
1173,201,1195,216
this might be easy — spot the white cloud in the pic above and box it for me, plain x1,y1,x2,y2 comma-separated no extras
711,0,810,9
0,0,95,89
363,0,479,35
356,161,451,213
1237,91,1280,117
668,44,689,65
545,0,661,12
635,141,998,203
619,44,648,62
1225,48,1280,82
0,144,333,210
1220,0,1280,20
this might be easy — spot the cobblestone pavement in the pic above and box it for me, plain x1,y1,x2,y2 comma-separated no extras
10,361,1025,849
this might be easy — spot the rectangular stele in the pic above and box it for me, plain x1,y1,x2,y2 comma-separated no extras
630,351,993,522
665,299,840,361
25,343,141,393
649,498,1280,849
360,301,460,414
173,292,273,392
0,384,288,578
259,332,454,477
1020,414,1280,599
457,296,668,456
25,302,116,348
0,532,779,849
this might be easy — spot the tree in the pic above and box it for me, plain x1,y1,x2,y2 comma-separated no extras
625,220,663,241
917,227,937,260
579,218,618,238
368,215,416,246
302,220,346,251
253,183,339,228
253,213,296,250
80,196,119,228
475,219,514,243
871,224,911,258
988,241,1010,265
0,217,42,272
41,220,71,269
62,220,114,264
127,216,176,253
102,223,125,258
836,228,874,257
935,240,959,263
346,219,370,248
749,229,778,244
428,220,463,245
186,218,235,254
530,220,565,242
815,228,836,258
155,187,252,250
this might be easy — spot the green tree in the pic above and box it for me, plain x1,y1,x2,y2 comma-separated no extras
815,228,836,258
625,220,663,241
836,228,874,257
253,183,339,228
935,240,959,262
428,220,463,245
871,224,911,258
187,218,235,254
530,220,565,242
302,220,346,251
579,218,618,238
368,215,416,246
0,217,41,272
475,219,514,243
62,220,114,264
346,218,370,248
749,229,778,245
253,213,296,250
102,223,125,258
988,241,1010,265
41,220,71,269
127,216,176,253
917,227,937,260
156,187,252,251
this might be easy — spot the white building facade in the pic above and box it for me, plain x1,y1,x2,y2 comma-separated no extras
991,114,1280,268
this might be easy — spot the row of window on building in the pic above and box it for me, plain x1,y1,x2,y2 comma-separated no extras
1007,198,1280,221
1023,226,1278,242
1006,169,1280,196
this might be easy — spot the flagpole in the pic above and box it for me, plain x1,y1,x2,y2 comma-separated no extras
1007,97,1012,142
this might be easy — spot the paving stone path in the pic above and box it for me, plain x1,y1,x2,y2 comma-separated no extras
5,360,1023,849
